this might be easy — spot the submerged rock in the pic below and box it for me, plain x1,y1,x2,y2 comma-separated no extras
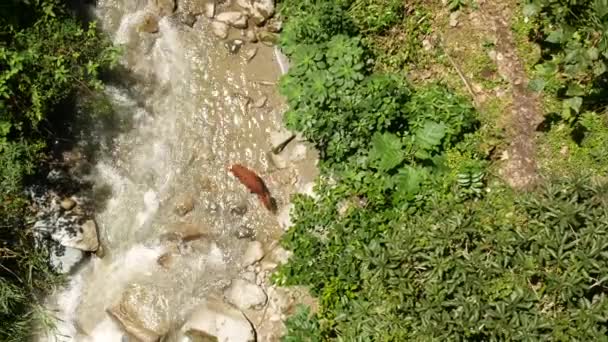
224,279,267,310
174,194,195,216
138,14,160,33
180,299,255,342
211,20,229,39
224,39,244,54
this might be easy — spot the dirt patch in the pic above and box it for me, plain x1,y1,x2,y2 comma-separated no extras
476,1,544,189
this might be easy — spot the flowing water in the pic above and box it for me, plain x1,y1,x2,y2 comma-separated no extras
38,1,317,340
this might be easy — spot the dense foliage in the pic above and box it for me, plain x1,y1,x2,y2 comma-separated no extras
0,1,116,340
525,0,608,123
276,0,608,340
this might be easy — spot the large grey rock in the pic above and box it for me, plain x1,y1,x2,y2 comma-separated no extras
181,299,255,342
51,219,99,252
108,284,171,342
224,279,267,310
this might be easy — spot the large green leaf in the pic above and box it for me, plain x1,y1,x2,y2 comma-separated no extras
414,121,447,159
392,165,427,200
369,132,404,171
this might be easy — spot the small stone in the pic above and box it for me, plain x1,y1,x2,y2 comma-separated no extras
224,279,267,310
449,11,460,27
61,198,77,210
241,241,264,267
224,39,244,54
216,11,248,29
422,39,433,51
174,195,195,216
211,21,229,39
251,96,267,108
244,47,258,61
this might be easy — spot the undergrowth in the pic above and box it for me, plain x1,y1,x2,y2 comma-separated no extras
275,0,608,340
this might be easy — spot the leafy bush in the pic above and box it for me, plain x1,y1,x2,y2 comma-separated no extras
276,0,608,340
277,176,608,340
524,0,608,123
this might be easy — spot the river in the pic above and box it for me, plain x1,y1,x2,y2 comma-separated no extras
38,0,316,341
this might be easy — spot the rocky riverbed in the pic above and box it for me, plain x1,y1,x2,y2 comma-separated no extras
35,0,317,341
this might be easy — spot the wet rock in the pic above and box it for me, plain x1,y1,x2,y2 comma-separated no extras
211,20,229,39
257,31,278,45
266,18,282,33
50,244,85,274
138,14,160,33
251,0,275,25
216,11,248,29
61,198,77,211
178,0,212,16
224,279,267,310
233,225,255,240
157,252,176,269
51,219,99,252
152,0,176,17
178,11,197,27
108,284,171,342
244,47,258,61
241,241,264,267
174,195,195,216
243,30,258,44
180,299,255,342
224,39,244,54
251,96,267,108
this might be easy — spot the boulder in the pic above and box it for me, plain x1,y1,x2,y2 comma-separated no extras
215,11,248,29
51,219,99,252
224,279,267,310
180,299,255,342
241,241,264,267
108,284,171,342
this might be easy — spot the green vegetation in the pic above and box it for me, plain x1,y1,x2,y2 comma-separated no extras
524,0,608,123
275,0,608,340
0,1,117,340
